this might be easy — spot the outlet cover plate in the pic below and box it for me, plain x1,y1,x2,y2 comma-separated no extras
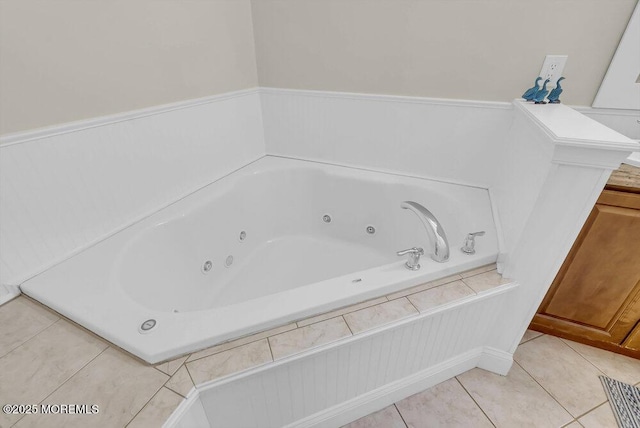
539,55,568,87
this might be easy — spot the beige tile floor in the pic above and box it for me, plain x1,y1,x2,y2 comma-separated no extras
6,264,634,427
346,330,640,428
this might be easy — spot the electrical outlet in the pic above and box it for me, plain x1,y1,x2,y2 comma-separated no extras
538,55,568,87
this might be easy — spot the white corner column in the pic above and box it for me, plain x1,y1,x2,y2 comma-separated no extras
489,101,639,354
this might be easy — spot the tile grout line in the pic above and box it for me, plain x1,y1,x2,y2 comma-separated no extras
124,383,168,427
188,316,350,364
266,336,276,362
553,337,614,419
519,331,544,345
163,359,197,399
183,362,199,394
164,382,187,399
296,297,390,328
342,315,355,336
392,403,410,428
6,332,108,428
161,361,193,396
572,401,611,421
1,317,62,360
512,359,593,420
402,295,422,315
558,338,615,379
386,275,463,301
188,332,281,364
455,377,498,428
23,346,111,425
152,364,171,376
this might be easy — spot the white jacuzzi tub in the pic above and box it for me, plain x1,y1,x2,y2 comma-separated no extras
21,156,499,363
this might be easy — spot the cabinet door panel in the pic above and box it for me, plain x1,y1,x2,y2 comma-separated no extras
624,323,640,351
536,199,640,343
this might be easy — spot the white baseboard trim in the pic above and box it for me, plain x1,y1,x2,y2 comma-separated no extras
477,346,514,376
162,388,206,428
0,284,21,306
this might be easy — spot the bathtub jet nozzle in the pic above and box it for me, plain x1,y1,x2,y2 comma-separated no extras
201,260,213,274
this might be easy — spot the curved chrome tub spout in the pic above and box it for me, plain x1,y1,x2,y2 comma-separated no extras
401,201,450,263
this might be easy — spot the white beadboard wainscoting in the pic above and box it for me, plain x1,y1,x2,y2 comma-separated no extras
576,107,640,140
166,285,517,428
0,89,265,286
260,87,513,189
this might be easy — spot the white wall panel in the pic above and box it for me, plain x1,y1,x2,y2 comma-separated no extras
260,88,513,188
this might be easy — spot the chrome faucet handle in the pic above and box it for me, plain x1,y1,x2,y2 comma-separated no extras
461,231,485,255
397,247,424,270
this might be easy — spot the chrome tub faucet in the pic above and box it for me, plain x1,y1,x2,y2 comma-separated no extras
400,201,450,263
397,247,424,270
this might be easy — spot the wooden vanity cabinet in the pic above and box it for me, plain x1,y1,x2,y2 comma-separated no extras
531,184,640,358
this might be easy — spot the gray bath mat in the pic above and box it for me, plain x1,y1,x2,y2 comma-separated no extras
600,375,640,428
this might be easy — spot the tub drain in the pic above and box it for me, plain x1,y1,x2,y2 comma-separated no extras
322,214,332,223
239,231,247,242
139,319,156,334
366,225,376,235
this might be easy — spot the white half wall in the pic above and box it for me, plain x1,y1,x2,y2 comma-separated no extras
496,102,638,353
0,90,265,286
165,286,516,428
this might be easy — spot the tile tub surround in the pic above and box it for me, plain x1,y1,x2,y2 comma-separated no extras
0,264,506,427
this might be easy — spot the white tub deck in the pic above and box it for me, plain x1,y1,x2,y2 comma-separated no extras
21,156,499,363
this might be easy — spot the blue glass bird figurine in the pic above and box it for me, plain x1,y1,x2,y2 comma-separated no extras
547,77,565,104
522,77,542,101
533,79,550,104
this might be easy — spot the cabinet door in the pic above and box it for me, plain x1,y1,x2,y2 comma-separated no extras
533,190,640,344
